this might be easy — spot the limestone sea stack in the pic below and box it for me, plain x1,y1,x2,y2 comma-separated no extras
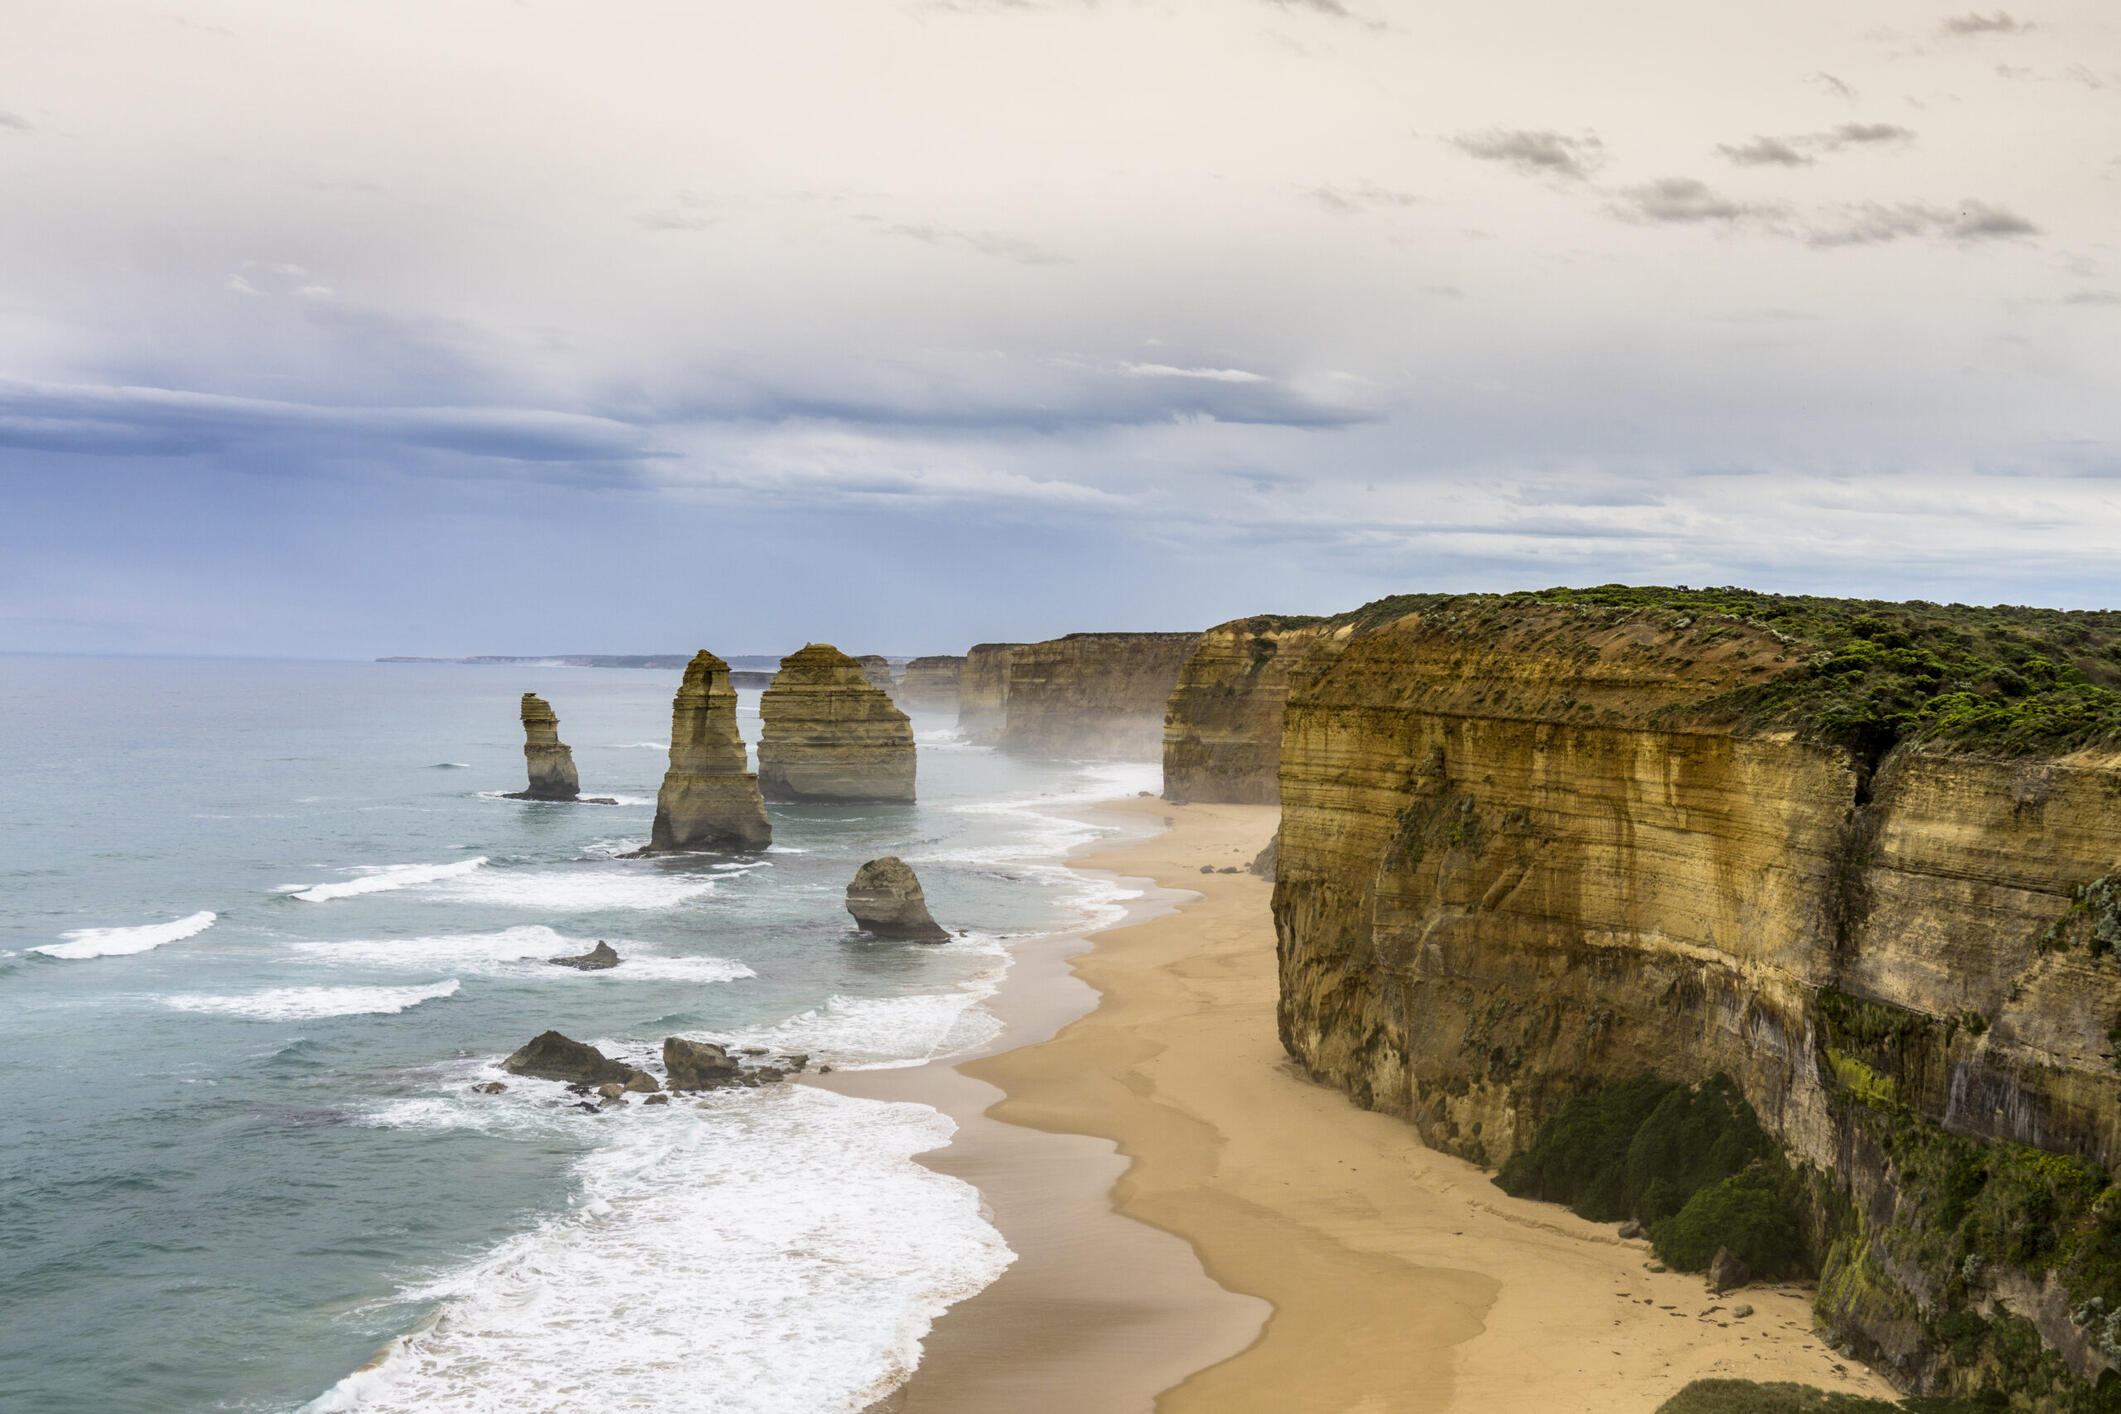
510,693,580,800
995,631,1201,760
646,651,772,853
845,856,950,941
897,655,965,714
854,654,898,697
957,643,1025,744
757,644,916,802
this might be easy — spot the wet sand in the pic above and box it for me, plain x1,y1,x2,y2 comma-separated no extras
857,797,1897,1412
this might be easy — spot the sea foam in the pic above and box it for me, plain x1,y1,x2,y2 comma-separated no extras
288,859,488,902
164,979,461,1021
34,910,218,960
306,1086,1011,1414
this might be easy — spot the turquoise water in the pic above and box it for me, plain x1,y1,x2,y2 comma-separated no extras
0,656,1153,1413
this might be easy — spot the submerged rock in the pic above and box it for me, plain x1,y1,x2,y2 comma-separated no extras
758,644,916,803
645,651,772,853
505,693,581,801
547,940,621,971
502,1030,647,1088
846,856,950,942
663,1037,741,1091
469,1081,508,1095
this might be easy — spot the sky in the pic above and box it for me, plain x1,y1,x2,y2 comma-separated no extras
3,0,2118,657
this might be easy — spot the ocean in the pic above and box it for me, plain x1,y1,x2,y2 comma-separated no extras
0,655,1155,1413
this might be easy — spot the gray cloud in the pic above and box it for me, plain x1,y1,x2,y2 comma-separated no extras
1449,128,1605,181
1719,136,1812,167
1305,181,1420,213
1941,11,2030,35
881,223,1071,265
0,111,31,133
1811,72,1859,100
1261,0,1383,27
2064,291,2121,306
0,380,667,463
1717,122,1913,166
1616,179,1778,226
1804,199,2039,246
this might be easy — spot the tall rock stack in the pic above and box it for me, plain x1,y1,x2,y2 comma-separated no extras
511,693,581,800
646,651,772,852
897,655,965,714
957,643,1024,745
757,644,917,802
995,632,1201,760
854,654,898,698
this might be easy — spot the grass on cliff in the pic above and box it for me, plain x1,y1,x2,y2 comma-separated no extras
1507,584,2121,759
1493,1075,1807,1277
1656,1381,1993,1413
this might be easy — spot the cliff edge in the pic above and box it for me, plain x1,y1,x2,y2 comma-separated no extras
996,631,1201,761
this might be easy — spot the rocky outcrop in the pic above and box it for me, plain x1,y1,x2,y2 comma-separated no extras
757,644,916,802
1164,617,1356,803
846,856,950,941
507,693,580,800
995,632,1201,760
958,643,1024,744
547,941,619,971
898,656,965,714
502,1031,648,1087
646,651,772,853
854,654,897,697
663,1037,740,1090
1271,596,2121,1398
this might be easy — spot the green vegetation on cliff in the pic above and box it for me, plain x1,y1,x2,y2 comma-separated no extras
1494,1075,1807,1277
1513,584,2121,757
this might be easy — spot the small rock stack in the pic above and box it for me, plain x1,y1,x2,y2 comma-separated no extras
510,693,580,800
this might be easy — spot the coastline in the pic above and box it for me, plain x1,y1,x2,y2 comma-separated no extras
869,795,1902,1412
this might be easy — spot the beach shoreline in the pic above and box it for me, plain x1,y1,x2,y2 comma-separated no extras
859,795,1900,1413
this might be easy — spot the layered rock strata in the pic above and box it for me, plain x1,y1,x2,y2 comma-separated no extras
1270,598,2121,1395
646,651,772,852
995,631,1201,760
757,644,916,802
897,655,965,714
957,643,1024,745
508,693,580,800
1164,617,1356,803
846,856,950,941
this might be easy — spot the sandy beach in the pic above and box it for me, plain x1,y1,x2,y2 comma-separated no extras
863,796,1902,1413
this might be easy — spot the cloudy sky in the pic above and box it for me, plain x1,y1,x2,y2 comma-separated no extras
4,1,2117,656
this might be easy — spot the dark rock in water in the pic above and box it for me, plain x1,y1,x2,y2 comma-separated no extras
781,1054,810,1072
1618,1218,1644,1240
575,1101,599,1113
643,1092,670,1106
596,1083,625,1100
739,1047,768,1056
1199,865,1214,874
845,856,949,942
502,1030,643,1087
623,1071,659,1094
598,1093,628,1110
1248,836,1279,879
1216,866,1239,874
819,1064,835,1074
469,1081,508,1095
664,1037,741,1091
1708,1246,1752,1294
503,693,581,801
548,940,621,971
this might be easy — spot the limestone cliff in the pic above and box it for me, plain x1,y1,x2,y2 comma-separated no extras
757,644,916,802
1272,594,2121,1399
958,643,1023,745
509,692,580,800
646,651,772,852
995,631,1201,760
1164,617,1354,803
898,655,965,714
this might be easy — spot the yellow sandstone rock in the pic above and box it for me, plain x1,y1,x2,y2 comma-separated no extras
758,644,916,802
646,651,772,852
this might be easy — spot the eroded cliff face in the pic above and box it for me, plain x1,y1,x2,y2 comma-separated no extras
996,631,1201,761
757,644,916,802
1164,616,1358,804
898,655,964,714
1271,601,2121,1393
854,654,897,698
647,651,772,852
958,643,1024,745
513,692,580,800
